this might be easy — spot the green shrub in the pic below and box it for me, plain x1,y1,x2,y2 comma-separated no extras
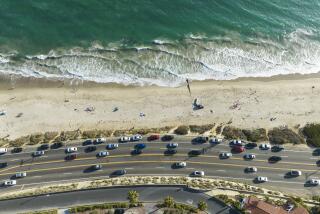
174,126,189,135
189,124,215,134
268,128,304,144
303,123,320,147
242,128,267,142
222,126,246,140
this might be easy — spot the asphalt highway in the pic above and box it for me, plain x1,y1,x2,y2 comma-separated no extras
0,136,319,196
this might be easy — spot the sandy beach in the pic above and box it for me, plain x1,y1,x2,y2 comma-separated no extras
0,74,320,140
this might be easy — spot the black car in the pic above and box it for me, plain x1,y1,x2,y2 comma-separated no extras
38,144,49,151
192,136,208,144
161,135,174,141
113,169,126,176
245,142,257,149
164,149,177,155
313,148,320,156
271,145,284,152
268,156,282,163
85,146,97,153
83,139,93,146
0,162,8,168
51,142,64,149
188,150,202,156
11,147,23,153
131,149,142,155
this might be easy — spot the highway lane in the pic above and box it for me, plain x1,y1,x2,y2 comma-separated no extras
0,136,319,196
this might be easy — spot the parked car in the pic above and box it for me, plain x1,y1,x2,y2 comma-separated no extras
166,143,178,149
245,167,257,173
189,150,202,156
0,148,8,154
245,142,257,149
106,144,119,150
192,171,205,177
135,143,146,150
131,134,142,141
97,151,109,157
161,135,174,141
15,172,27,178
313,148,320,156
288,170,302,177
11,147,23,153
232,145,245,153
175,162,187,168
83,139,93,146
119,136,131,143
285,204,294,212
66,153,77,160
85,146,97,152
259,144,271,150
308,179,320,186
32,150,45,157
147,134,160,141
192,136,209,144
3,180,16,186
268,156,282,163
209,137,222,144
256,176,268,182
0,162,8,168
94,138,106,144
113,169,127,176
243,154,256,160
220,152,232,159
271,145,284,152
66,147,77,153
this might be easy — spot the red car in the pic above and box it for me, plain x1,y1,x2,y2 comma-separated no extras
232,146,245,153
147,134,160,141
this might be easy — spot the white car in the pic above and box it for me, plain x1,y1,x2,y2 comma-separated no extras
219,152,232,159
256,176,268,182
119,136,131,142
97,151,109,157
209,137,222,144
244,154,256,160
3,180,16,186
66,147,78,153
259,144,271,150
175,162,187,168
308,179,320,186
167,143,178,149
289,170,302,177
33,150,45,157
15,172,27,178
131,134,142,141
0,148,8,154
245,167,257,173
94,138,106,144
192,171,205,177
231,139,242,146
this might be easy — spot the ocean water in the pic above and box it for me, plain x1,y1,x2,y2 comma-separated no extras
0,0,320,86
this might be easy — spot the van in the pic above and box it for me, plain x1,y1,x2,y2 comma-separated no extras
0,148,8,154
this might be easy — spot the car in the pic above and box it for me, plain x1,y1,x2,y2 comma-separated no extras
243,154,256,160
66,147,78,153
167,143,178,149
189,150,202,156
219,152,232,159
131,149,142,155
313,148,320,156
285,204,294,212
245,167,257,173
209,137,222,144
256,176,268,182
192,136,209,144
83,139,93,146
175,162,187,168
230,140,243,147
192,171,205,177
94,138,106,144
113,169,127,176
11,147,23,153
32,150,45,157
0,148,8,154
106,144,119,150
119,136,131,143
131,134,142,141
135,143,146,150
51,142,64,149
259,144,271,150
271,145,284,152
288,170,302,177
268,156,282,163
245,142,257,149
147,134,160,141
161,135,174,141
92,164,102,170
165,149,177,155
85,146,97,152
97,151,109,157
3,180,16,186
38,144,49,150
66,153,77,160
308,179,320,186
15,172,27,178
0,162,8,168
232,145,245,153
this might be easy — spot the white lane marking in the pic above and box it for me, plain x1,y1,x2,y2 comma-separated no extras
186,168,194,170
33,176,42,178
216,170,226,172
310,157,319,160
280,156,288,158
63,173,72,175
125,168,134,170
156,167,165,169
20,185,24,190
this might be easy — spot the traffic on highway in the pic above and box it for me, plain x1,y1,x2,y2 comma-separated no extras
0,134,319,194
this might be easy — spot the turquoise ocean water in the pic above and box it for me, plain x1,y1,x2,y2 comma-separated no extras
0,0,320,86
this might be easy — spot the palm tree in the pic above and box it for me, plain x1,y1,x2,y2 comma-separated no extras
198,200,208,211
163,196,175,208
128,190,139,205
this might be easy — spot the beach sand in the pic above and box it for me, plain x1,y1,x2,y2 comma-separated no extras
0,74,320,140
